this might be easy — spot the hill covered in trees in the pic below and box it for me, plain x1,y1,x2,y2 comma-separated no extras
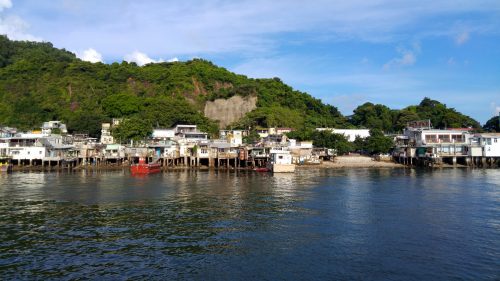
0,36,348,138
0,36,488,139
349,98,482,133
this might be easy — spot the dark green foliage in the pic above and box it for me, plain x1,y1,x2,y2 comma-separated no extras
0,37,347,140
350,102,395,132
287,129,352,155
483,115,500,132
102,93,142,117
243,131,260,144
0,37,484,142
363,129,394,155
349,98,482,133
112,116,152,142
66,110,108,137
413,98,481,129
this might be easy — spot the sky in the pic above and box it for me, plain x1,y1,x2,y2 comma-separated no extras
1,0,499,124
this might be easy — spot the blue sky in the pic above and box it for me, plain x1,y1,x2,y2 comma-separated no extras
1,0,499,124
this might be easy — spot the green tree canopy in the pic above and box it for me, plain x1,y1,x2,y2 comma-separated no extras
112,116,152,142
483,115,500,132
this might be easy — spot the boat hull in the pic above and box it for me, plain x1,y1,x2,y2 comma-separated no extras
0,164,12,173
254,167,270,172
130,163,161,174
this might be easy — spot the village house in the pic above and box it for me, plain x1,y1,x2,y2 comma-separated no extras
100,123,114,144
0,127,17,138
287,139,315,164
276,127,294,135
472,133,500,157
403,128,471,157
152,129,175,140
0,133,74,166
219,130,245,146
316,128,370,142
42,121,68,135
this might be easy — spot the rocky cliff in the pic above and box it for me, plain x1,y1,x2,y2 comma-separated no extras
204,95,257,128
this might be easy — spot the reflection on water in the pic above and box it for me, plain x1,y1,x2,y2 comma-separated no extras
0,169,499,280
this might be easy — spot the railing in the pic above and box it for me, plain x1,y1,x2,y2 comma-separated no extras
218,152,238,158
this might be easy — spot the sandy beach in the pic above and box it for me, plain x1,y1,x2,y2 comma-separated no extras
298,155,405,169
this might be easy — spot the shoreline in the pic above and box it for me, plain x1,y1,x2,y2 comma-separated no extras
7,155,405,172
6,155,479,172
298,155,406,169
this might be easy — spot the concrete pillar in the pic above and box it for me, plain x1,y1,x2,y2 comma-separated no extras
452,157,457,166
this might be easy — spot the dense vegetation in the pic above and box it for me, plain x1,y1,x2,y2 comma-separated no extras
483,115,500,132
0,36,485,143
0,36,348,139
349,98,482,133
287,128,394,155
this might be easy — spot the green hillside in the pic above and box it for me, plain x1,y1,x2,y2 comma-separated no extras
349,98,482,133
0,36,483,140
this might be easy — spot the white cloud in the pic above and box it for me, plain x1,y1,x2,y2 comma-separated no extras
491,102,500,116
0,0,12,12
455,31,470,45
77,48,103,63
0,0,41,41
36,0,500,58
383,49,417,70
124,51,164,66
167,57,179,62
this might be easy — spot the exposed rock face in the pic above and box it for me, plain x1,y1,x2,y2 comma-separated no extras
204,95,257,128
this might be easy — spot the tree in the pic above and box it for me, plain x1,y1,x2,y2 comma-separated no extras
350,102,395,132
483,115,500,132
311,130,353,155
101,93,142,117
363,129,394,155
243,130,260,144
112,116,152,142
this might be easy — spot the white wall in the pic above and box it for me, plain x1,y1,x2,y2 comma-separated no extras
152,129,175,139
331,129,370,142
481,136,500,157
10,147,46,160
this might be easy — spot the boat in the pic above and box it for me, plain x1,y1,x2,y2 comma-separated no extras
0,158,13,173
130,157,161,175
253,167,270,172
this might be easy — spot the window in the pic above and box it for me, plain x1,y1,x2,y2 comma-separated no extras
425,135,437,143
451,135,464,142
486,138,492,145
495,138,498,143
278,156,283,159
438,134,450,143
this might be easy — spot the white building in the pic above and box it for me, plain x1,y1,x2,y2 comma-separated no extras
42,121,68,135
267,148,295,172
316,128,370,142
100,123,114,144
404,129,471,147
174,125,198,134
474,133,500,157
152,129,175,139
219,130,243,146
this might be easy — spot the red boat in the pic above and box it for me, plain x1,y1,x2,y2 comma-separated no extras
253,167,270,172
130,158,161,174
